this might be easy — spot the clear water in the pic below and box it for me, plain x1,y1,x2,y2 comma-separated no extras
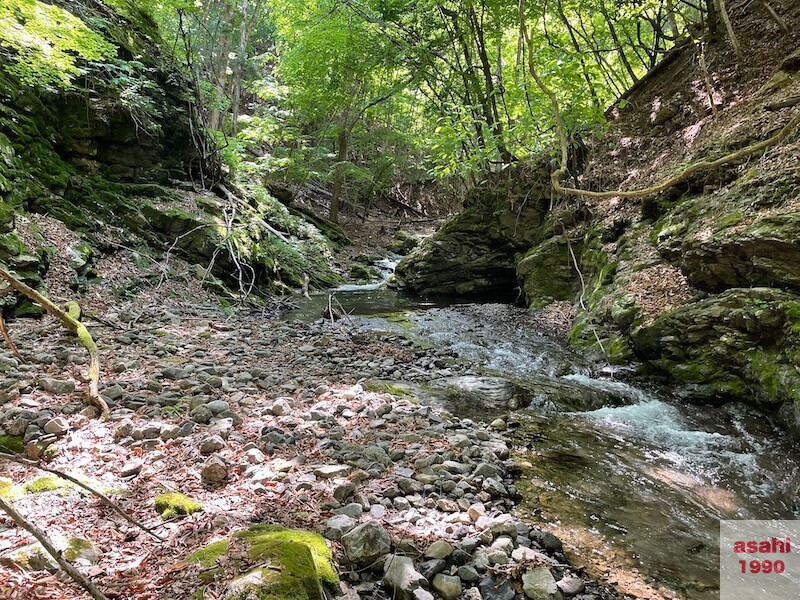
286,278,800,599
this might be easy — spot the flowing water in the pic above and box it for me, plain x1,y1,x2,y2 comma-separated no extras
287,274,800,599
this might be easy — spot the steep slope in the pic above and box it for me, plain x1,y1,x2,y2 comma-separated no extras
397,1,800,430
0,0,341,311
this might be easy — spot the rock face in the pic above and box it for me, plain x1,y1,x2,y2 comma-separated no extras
517,237,579,308
657,182,800,293
395,185,547,298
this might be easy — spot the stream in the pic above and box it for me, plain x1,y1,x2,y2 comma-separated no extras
286,268,800,599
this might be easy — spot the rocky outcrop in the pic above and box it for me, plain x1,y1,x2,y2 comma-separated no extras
395,186,548,298
630,288,800,409
517,237,579,308
656,176,800,292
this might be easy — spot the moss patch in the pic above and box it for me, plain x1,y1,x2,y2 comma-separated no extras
24,475,68,494
189,525,338,600
155,492,203,519
364,380,413,397
0,435,24,453
0,476,21,500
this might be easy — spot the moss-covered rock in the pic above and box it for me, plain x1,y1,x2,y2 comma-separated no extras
387,230,419,255
155,492,203,519
62,537,99,565
189,525,339,600
517,236,579,308
396,187,547,298
0,476,21,500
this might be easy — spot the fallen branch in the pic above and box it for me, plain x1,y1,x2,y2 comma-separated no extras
0,450,164,541
0,312,23,362
0,267,109,419
0,495,109,600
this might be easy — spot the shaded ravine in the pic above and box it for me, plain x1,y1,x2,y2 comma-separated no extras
287,279,800,599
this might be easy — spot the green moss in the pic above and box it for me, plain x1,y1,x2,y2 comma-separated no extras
715,210,744,231
0,476,21,500
349,264,377,281
189,526,338,600
188,539,230,568
237,525,338,587
0,435,23,453
363,380,412,396
155,492,203,519
24,475,67,494
62,538,97,563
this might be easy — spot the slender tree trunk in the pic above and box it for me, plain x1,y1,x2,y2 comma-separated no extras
330,128,349,223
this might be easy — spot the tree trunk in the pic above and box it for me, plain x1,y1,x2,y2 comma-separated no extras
330,128,349,223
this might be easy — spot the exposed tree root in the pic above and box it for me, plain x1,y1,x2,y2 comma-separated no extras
519,0,800,201
0,495,109,600
0,268,109,419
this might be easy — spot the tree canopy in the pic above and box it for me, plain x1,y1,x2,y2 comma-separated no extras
0,0,745,219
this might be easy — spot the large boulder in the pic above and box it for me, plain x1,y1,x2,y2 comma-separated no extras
188,525,339,600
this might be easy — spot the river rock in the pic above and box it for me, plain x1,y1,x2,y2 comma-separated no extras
119,459,143,477
478,576,516,600
314,465,351,479
419,558,446,580
556,576,585,597
341,522,391,564
324,514,357,540
201,454,229,484
423,539,453,559
383,554,427,600
200,435,225,454
432,574,461,600
43,417,68,436
522,566,562,600
530,529,563,553
38,378,75,395
333,503,363,518
457,565,480,583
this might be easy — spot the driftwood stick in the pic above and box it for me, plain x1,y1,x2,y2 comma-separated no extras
0,450,165,541
0,312,23,362
0,495,109,600
0,268,109,419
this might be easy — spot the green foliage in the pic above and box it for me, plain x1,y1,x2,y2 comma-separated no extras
0,0,114,88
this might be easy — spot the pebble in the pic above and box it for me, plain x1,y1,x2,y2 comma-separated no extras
424,539,453,559
200,435,226,454
119,459,143,477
